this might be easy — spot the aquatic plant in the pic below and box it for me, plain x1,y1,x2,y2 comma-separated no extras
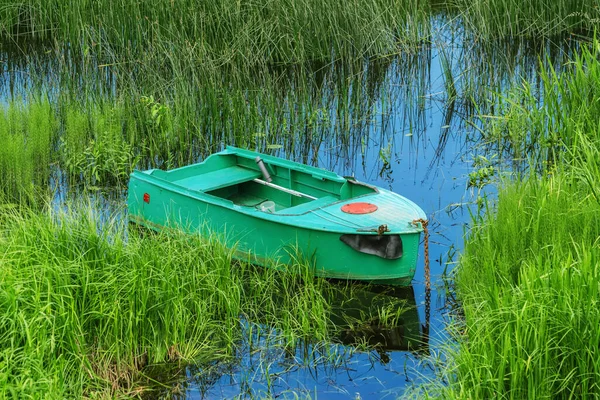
0,52,417,196
477,37,600,172
60,103,141,185
413,38,600,400
0,99,56,202
0,0,430,67
449,0,599,38
0,202,416,397
418,175,600,399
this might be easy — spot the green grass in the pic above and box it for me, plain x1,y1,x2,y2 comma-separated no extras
418,176,600,399
479,37,600,171
0,0,435,197
0,99,140,195
413,38,600,400
3,2,599,397
0,99,56,202
0,0,430,67
449,0,599,38
1,1,590,207
0,57,410,195
0,202,414,398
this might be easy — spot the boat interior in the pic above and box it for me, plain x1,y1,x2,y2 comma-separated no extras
150,151,376,214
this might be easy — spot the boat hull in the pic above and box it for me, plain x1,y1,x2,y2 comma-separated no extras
128,179,421,285
127,147,426,285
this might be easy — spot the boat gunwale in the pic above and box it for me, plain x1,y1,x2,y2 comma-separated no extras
223,146,345,182
129,170,424,235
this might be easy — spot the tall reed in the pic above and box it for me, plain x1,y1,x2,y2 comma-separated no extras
0,0,430,67
1,54,419,196
479,37,600,171
0,99,55,202
413,38,600,400
418,176,600,399
448,0,599,38
0,203,413,397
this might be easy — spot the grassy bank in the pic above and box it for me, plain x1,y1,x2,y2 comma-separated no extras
431,176,600,398
415,38,600,399
0,205,316,397
0,203,414,397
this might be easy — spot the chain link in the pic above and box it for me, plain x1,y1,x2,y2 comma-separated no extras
413,218,431,338
412,218,430,290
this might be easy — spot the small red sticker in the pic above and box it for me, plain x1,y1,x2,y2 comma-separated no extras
143,193,150,203
341,202,378,214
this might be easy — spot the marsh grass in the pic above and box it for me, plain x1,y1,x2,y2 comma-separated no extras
479,38,600,171
59,103,141,186
419,176,600,399
0,99,56,202
2,1,584,207
0,0,430,66
1,53,417,199
450,0,599,38
0,0,432,199
0,203,415,397
413,38,600,399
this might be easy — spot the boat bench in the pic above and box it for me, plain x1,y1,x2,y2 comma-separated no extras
276,195,338,215
173,166,261,192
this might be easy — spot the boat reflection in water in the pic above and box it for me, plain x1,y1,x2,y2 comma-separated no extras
326,282,428,359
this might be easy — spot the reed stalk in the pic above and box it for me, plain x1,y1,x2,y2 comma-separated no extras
0,202,413,397
414,37,600,400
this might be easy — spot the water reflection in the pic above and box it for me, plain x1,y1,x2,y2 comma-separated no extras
139,283,430,399
330,284,427,353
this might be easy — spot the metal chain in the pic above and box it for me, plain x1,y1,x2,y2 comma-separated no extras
412,218,430,291
413,218,431,341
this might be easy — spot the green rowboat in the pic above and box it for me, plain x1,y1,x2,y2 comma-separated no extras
127,147,426,285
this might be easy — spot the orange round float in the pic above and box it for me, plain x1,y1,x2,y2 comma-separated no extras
341,202,378,214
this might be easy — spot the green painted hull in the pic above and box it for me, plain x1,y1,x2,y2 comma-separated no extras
127,147,426,284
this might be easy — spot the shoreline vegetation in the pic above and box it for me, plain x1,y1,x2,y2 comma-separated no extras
1,205,415,398
1,0,600,397
415,38,600,398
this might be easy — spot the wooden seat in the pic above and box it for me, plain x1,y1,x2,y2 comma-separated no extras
173,166,261,192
